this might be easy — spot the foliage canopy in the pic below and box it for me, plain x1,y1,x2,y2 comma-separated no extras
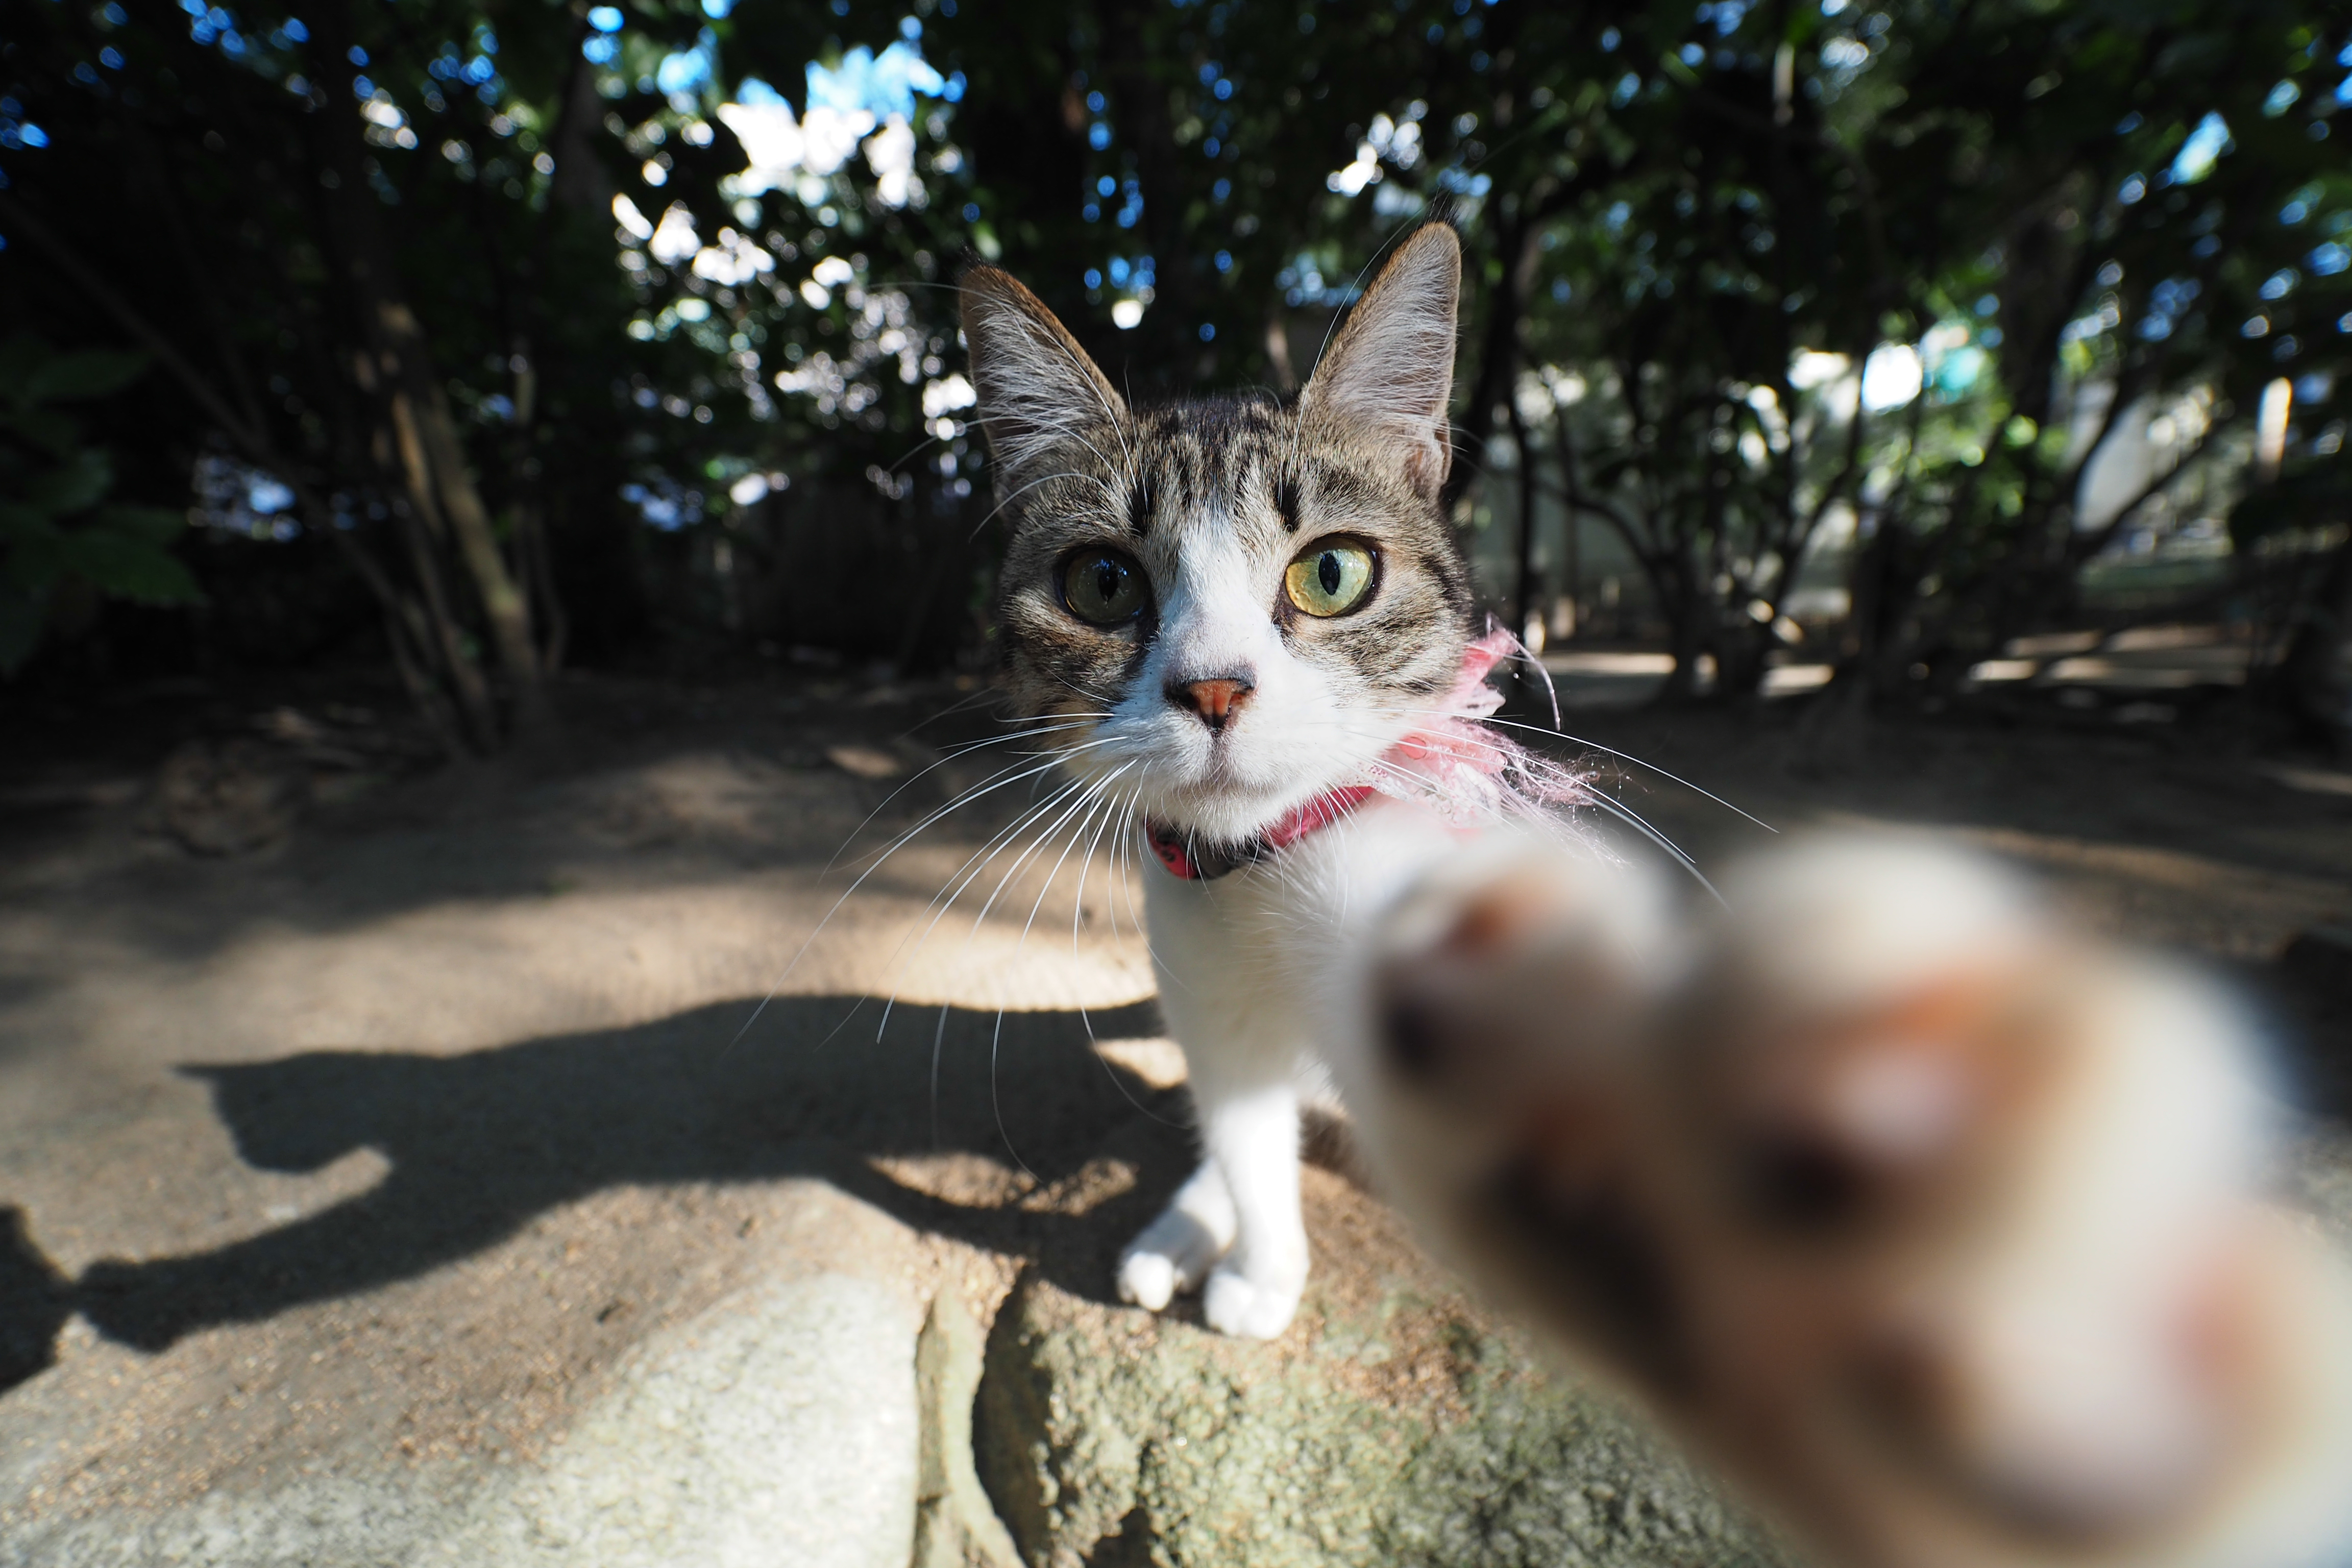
2,0,2347,737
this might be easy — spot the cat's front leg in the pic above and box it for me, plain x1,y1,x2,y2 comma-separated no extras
1116,1158,1235,1312
1116,1077,1308,1339
1192,1077,1308,1339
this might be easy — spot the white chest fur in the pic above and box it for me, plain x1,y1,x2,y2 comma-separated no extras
1119,797,1464,1338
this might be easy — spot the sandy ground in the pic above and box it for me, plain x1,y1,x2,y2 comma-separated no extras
1,662,2347,1555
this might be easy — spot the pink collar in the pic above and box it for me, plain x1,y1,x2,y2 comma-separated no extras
1146,785,1377,880
1143,629,1547,881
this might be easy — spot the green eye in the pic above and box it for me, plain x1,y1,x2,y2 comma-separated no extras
1061,548,1149,625
1284,542,1376,618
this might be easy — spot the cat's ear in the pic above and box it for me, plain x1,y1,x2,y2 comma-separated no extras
959,265,1129,494
1298,224,1461,502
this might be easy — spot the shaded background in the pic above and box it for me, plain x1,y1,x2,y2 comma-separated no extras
1,0,2349,749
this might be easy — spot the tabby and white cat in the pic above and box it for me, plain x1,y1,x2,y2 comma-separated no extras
962,223,1492,1339
958,224,2352,1566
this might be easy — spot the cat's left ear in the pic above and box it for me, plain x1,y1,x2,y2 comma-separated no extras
1298,224,1461,502
959,265,1129,496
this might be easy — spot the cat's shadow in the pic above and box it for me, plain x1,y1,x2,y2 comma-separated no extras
0,995,1191,1394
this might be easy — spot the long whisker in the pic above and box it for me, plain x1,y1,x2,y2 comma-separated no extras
803,774,1102,1062
726,749,1097,1051
832,736,1123,881
1074,785,1188,1129
1384,698,1761,835
823,720,1112,877
1065,784,1142,1097
1072,779,1128,951
1348,719,1719,900
862,758,1135,1045
929,1002,949,1152
1113,800,1185,991
1016,769,1134,961
812,776,1101,1057
1472,714,1776,834
870,771,1104,1033
953,768,1129,965
1580,788,1728,906
988,1006,1037,1182
970,466,1122,542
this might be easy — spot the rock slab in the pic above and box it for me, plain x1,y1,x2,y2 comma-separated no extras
973,1166,1801,1568
13,1272,919,1568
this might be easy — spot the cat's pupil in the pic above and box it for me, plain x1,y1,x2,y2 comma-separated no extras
1096,560,1121,601
1318,552,1342,596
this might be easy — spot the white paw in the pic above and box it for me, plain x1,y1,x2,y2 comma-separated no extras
1203,1265,1303,1340
1116,1247,1182,1311
1116,1196,1232,1313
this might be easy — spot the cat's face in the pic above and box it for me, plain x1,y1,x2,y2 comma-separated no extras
961,226,1474,845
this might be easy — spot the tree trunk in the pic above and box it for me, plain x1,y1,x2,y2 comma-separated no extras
548,29,615,214
1506,378,1540,643
2283,537,2352,749
1444,216,1541,516
1658,551,1708,703
1551,408,1584,641
310,0,550,743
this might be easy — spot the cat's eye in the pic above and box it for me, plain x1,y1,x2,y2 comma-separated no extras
1283,542,1377,618
1060,548,1149,626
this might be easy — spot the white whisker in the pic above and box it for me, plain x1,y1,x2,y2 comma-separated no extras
726,749,1099,1052
867,772,1103,1039
823,719,1113,877
1471,714,1775,833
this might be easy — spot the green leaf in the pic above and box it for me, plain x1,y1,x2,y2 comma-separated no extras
22,451,112,517
0,502,61,546
92,504,190,544
0,338,47,405
57,529,205,605
0,583,52,676
0,407,83,462
25,351,149,406
0,526,65,602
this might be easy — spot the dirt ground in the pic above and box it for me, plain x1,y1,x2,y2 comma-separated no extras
2,659,2348,1544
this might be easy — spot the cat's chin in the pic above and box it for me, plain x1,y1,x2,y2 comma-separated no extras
1134,768,1374,847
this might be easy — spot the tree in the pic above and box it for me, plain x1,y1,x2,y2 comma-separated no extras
4,0,2344,747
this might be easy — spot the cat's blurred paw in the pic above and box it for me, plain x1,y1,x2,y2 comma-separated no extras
1332,829,2352,1568
1202,1264,1302,1340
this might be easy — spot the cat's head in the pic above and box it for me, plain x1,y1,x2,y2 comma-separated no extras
960,224,1474,846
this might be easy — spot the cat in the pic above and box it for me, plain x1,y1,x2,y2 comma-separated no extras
960,222,1525,1338
1329,829,2352,1568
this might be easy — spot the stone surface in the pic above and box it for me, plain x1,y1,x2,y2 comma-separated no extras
974,1162,1802,1568
9,1271,919,1568
914,1288,1024,1568
444,1272,920,1568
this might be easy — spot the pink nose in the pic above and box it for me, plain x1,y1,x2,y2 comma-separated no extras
1173,677,1253,730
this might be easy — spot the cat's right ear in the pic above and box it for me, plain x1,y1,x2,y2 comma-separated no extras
959,266,1129,495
